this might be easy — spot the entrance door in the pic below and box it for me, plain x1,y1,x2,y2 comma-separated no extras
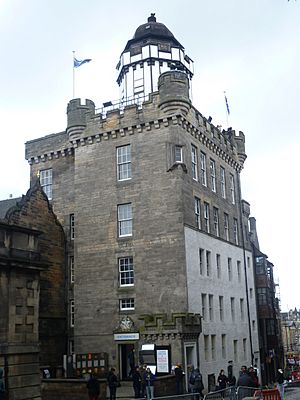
184,343,197,391
119,343,135,380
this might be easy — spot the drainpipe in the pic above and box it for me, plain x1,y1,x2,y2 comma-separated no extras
236,171,254,366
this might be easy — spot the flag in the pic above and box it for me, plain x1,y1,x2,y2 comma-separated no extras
224,92,230,115
74,57,92,68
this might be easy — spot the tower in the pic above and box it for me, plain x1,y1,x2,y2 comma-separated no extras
25,15,261,390
116,13,193,102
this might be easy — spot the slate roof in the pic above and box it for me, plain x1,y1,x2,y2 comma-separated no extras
0,197,22,219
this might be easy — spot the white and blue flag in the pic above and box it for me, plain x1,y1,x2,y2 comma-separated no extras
73,57,92,68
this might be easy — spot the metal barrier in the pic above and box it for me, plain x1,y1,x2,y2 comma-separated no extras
253,389,280,399
204,386,237,399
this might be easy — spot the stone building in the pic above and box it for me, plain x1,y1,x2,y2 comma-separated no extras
25,15,260,389
0,182,66,399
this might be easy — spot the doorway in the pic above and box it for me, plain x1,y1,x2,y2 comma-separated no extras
119,343,135,380
184,342,197,391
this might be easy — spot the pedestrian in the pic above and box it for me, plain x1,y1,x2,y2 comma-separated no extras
0,368,5,400
86,373,100,400
227,375,236,400
276,369,285,400
144,367,155,400
107,368,118,400
174,364,184,395
132,366,142,398
217,369,228,398
190,368,204,400
237,366,254,399
248,366,259,388
140,364,147,398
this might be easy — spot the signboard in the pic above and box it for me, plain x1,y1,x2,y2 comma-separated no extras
156,349,169,373
114,333,139,341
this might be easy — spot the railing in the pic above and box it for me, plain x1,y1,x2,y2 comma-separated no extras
95,94,150,117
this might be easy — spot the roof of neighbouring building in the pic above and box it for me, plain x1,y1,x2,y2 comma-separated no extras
0,197,22,219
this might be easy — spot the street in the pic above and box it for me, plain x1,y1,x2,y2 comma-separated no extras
285,385,300,399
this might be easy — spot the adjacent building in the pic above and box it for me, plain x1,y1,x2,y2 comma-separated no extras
24,15,261,389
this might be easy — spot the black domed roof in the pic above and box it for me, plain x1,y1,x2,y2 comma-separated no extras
123,14,183,52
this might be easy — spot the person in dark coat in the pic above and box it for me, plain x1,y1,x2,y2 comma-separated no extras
190,368,204,399
237,366,254,399
132,366,142,398
140,364,147,398
217,369,228,398
107,368,118,400
276,369,285,400
174,364,184,395
128,348,135,377
86,373,100,400
144,367,155,400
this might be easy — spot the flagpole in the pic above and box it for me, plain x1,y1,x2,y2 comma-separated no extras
73,51,75,98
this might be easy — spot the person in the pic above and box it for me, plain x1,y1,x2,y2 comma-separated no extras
174,364,184,395
227,375,236,400
128,348,135,377
217,369,228,398
144,367,155,400
0,368,5,400
190,368,204,399
140,364,147,398
248,366,259,388
132,366,142,398
276,369,285,400
237,366,254,399
107,368,118,400
86,373,100,400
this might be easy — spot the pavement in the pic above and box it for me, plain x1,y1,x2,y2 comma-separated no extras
285,384,300,399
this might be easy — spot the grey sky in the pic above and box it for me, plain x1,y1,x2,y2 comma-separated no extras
0,0,299,311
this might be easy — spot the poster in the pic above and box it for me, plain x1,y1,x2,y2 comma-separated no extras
156,349,169,373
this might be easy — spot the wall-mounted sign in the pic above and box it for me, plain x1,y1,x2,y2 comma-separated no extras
114,333,139,341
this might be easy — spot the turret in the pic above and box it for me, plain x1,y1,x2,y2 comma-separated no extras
66,98,95,140
158,71,191,116
116,14,193,101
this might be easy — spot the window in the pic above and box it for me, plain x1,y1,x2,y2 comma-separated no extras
216,254,221,278
69,339,74,354
252,320,256,331
70,256,74,284
221,334,226,358
204,335,209,361
237,261,241,283
224,213,229,240
210,159,216,192
230,174,235,204
211,335,216,360
191,145,198,180
220,167,226,198
255,256,266,274
249,288,253,299
117,145,132,181
175,145,183,163
206,250,211,276
228,258,232,281
219,296,224,321
243,338,247,360
230,297,235,321
233,218,239,245
257,288,267,305
199,248,204,275
40,168,52,200
194,197,201,229
201,293,207,320
120,298,135,310
213,207,219,236
119,257,134,286
267,320,276,335
247,256,251,269
70,300,74,327
118,204,132,237
204,203,210,233
209,294,214,321
233,340,238,362
70,214,75,240
200,152,207,186
240,298,244,321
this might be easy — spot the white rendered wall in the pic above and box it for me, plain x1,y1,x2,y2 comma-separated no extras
184,226,260,388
